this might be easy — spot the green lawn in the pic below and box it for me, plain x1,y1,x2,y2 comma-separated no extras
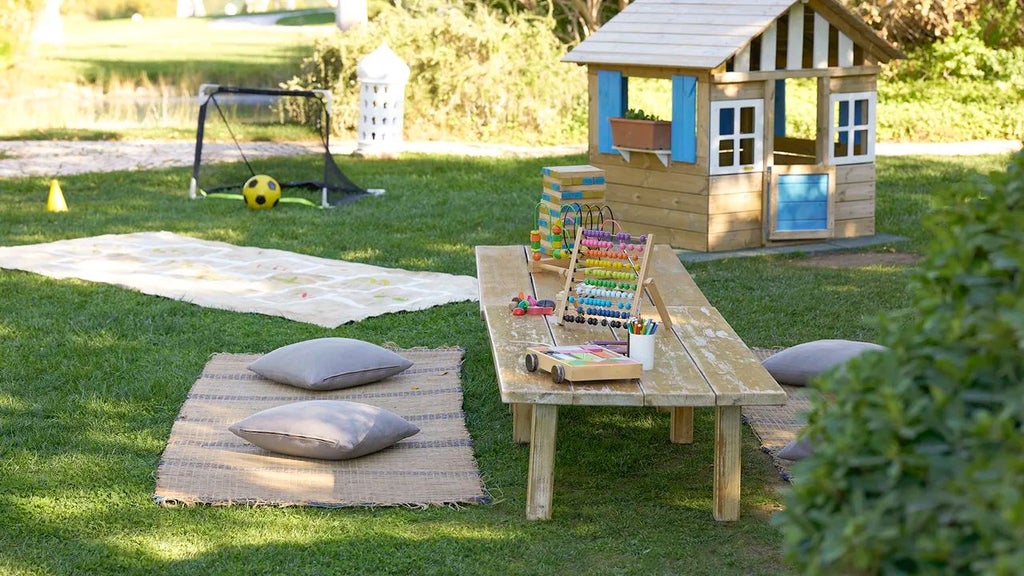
0,151,1014,575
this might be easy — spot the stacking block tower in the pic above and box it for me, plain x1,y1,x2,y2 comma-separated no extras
534,165,606,262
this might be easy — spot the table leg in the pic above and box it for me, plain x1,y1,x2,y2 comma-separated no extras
525,403,558,520
511,403,532,444
713,405,742,521
669,407,694,444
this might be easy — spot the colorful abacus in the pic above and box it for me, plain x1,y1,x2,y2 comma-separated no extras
556,224,654,327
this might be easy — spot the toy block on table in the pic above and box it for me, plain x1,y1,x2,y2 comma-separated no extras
531,165,606,273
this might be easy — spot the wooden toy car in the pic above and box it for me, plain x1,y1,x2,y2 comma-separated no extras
524,344,643,383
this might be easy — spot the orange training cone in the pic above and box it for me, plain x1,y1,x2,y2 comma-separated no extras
47,179,68,212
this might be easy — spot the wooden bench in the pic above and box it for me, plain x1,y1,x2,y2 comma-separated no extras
476,245,786,521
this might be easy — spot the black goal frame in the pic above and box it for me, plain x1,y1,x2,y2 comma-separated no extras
188,84,367,208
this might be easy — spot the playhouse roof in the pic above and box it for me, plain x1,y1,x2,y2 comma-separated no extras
563,0,903,70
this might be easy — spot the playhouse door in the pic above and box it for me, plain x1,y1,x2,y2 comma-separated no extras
767,164,836,240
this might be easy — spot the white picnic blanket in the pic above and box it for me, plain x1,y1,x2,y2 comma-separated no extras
0,231,478,327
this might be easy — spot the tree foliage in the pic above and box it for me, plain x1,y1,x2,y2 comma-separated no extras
283,0,586,144
515,0,629,43
1,0,39,63
776,150,1024,574
841,0,1024,49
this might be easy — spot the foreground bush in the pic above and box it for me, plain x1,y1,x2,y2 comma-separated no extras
283,1,587,146
777,150,1024,574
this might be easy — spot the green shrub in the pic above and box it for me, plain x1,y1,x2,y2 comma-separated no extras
0,0,37,64
878,79,1024,142
282,1,587,145
894,21,1024,82
64,0,176,19
776,150,1024,574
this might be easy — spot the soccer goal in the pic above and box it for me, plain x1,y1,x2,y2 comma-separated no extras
189,84,367,208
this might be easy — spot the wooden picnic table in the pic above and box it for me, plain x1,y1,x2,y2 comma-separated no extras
475,245,786,521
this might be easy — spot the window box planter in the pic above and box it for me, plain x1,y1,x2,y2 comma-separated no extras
610,117,672,151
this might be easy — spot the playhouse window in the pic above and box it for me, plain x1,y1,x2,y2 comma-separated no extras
830,91,875,164
710,99,763,175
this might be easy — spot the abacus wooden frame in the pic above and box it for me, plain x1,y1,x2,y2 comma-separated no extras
555,223,655,327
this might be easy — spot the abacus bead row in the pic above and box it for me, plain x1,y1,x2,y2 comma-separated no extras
573,287,634,300
581,229,648,243
580,239,645,252
585,279,637,290
587,250,630,260
583,258,635,270
588,270,634,280
574,307,631,319
567,295,633,310
562,314,626,328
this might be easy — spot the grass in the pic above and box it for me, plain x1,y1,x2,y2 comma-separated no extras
0,149,1015,575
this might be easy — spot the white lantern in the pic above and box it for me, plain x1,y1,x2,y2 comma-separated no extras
355,43,411,157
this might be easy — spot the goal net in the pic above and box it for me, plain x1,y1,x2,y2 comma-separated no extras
189,84,367,208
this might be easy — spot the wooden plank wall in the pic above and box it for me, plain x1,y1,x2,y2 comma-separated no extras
834,163,875,238
707,173,763,251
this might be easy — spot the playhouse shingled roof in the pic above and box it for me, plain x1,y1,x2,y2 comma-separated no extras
563,0,903,70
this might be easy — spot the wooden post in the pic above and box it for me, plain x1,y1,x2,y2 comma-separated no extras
713,405,743,521
525,404,558,520
669,406,694,444
511,403,532,444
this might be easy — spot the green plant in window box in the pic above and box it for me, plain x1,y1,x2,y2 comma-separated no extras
622,108,664,121
611,109,671,150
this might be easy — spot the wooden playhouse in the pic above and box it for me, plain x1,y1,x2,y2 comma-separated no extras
562,0,903,252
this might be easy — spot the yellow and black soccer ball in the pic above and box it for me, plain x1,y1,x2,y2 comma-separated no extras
242,174,281,209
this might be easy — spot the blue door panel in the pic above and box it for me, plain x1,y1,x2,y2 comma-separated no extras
776,201,827,221
777,219,829,232
776,173,829,232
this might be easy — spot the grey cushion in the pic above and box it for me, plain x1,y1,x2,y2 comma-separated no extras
248,337,413,390
776,436,816,461
762,339,886,386
229,400,419,460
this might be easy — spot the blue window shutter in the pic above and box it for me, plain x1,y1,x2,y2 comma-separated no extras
671,75,697,163
597,70,626,154
774,79,786,137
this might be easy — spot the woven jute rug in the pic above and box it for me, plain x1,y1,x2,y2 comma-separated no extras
154,347,489,508
744,348,811,481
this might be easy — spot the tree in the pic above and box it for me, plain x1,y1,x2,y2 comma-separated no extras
512,0,630,44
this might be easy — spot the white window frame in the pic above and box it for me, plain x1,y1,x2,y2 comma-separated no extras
710,99,764,175
829,91,876,165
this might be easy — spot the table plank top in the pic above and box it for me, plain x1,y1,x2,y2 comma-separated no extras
666,305,788,406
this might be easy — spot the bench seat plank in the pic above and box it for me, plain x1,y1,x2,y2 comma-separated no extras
666,305,787,406
482,305,560,404
644,246,711,307
476,245,535,316
615,327,717,407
